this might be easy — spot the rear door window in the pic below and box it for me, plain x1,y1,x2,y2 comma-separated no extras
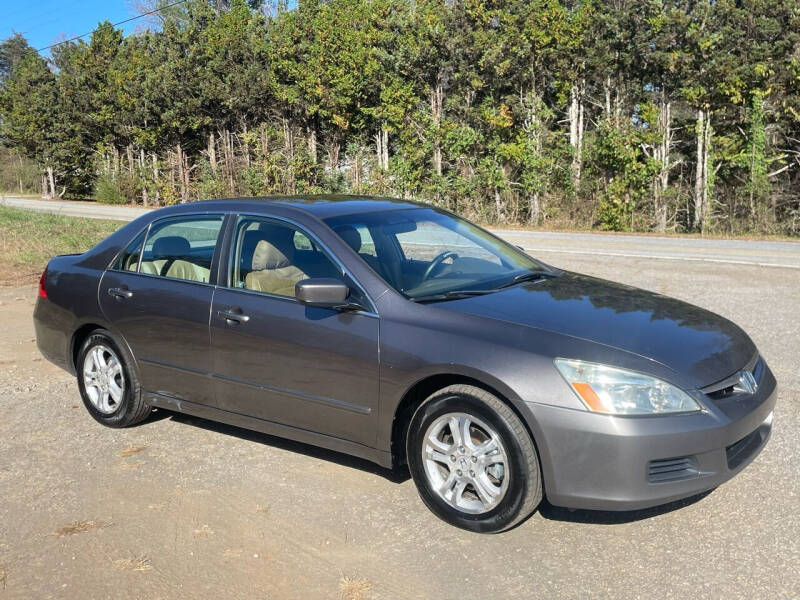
137,216,224,283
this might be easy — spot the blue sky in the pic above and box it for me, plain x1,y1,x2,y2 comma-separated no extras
0,0,137,55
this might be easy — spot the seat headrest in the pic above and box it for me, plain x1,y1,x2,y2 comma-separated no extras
252,239,292,271
334,225,362,253
241,229,269,267
152,236,190,258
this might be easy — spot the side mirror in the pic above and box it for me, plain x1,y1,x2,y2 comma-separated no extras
295,278,350,309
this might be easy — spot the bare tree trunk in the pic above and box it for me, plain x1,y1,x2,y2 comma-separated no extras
382,127,389,170
46,166,56,198
375,130,383,169
307,126,317,164
569,80,585,190
222,129,234,194
176,143,186,202
208,131,217,175
530,193,540,226
327,142,340,169
653,97,672,232
431,80,444,176
694,109,705,231
140,148,148,206
112,146,120,175
183,151,191,201
494,188,506,223
283,118,295,194
702,114,712,229
241,124,251,169
169,150,175,199
152,153,160,205
694,108,712,232
126,145,135,173
260,123,269,160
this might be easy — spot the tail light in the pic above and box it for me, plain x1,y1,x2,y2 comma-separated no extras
38,268,48,299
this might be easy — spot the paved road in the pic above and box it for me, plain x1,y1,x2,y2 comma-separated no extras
4,195,800,270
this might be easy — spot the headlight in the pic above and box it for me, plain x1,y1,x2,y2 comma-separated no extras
554,358,702,415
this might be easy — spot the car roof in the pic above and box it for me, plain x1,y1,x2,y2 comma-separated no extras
161,195,428,220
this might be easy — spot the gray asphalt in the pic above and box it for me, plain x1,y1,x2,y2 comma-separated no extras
1,195,798,599
4,195,800,269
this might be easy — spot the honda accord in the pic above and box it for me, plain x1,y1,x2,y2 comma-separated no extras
34,196,776,532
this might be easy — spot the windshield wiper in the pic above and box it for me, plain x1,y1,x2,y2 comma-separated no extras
410,270,557,303
492,270,557,290
410,289,494,303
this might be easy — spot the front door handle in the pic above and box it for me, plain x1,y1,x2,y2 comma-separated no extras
108,287,133,299
217,309,250,323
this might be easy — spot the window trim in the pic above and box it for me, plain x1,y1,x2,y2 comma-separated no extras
107,213,227,287
223,212,378,316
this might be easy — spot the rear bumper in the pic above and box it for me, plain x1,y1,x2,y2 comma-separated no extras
33,297,72,373
526,367,777,511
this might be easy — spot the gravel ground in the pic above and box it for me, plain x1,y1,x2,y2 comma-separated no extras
0,251,798,599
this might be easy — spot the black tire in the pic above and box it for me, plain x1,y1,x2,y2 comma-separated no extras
406,384,542,533
76,329,150,428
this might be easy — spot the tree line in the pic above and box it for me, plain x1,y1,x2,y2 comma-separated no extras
1,0,799,234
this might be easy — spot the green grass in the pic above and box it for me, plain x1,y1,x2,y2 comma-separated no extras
0,206,124,284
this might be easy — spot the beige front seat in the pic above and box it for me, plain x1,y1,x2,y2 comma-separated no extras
244,239,308,297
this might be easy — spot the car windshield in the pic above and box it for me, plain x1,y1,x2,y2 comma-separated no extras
324,207,551,300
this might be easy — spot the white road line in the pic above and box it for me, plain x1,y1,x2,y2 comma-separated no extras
522,246,800,269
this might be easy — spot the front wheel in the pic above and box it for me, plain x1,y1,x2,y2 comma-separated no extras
406,385,542,533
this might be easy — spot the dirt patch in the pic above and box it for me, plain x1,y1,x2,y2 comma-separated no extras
53,520,111,537
120,444,146,457
340,576,372,600
193,525,215,538
114,556,152,572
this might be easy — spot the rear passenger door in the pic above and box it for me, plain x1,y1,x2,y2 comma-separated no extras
99,214,225,406
210,215,380,446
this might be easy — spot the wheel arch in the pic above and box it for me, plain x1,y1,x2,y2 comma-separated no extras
70,322,139,379
71,323,104,372
389,371,547,481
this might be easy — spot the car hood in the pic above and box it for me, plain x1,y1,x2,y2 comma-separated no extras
438,272,755,388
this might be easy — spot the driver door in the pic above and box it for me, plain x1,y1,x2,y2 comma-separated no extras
210,215,380,447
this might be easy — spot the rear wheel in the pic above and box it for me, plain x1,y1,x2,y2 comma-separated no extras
77,330,150,428
406,384,542,533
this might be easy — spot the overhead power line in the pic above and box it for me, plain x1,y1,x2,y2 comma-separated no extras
35,0,189,53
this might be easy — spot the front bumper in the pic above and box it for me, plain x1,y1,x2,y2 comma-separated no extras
525,364,777,511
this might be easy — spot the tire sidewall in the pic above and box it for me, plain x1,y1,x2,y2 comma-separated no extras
77,331,136,426
407,391,531,533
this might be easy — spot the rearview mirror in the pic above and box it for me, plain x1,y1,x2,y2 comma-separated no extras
295,278,350,308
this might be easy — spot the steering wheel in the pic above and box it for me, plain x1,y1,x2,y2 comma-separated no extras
422,250,459,281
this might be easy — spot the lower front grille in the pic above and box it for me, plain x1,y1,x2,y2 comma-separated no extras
726,427,764,470
647,456,699,483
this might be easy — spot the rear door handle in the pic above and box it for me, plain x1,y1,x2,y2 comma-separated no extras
108,287,133,299
217,309,250,323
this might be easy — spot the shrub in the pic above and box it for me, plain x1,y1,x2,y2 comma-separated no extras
93,174,127,205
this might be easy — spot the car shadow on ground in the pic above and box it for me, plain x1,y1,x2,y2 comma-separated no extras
139,408,713,524
147,408,411,484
